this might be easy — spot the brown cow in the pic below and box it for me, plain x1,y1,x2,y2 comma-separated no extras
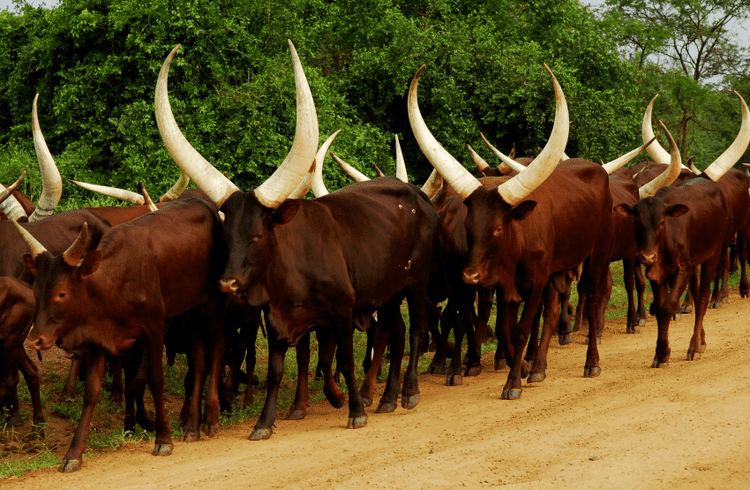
15,197,227,472
156,42,440,440
409,64,614,399
0,277,44,435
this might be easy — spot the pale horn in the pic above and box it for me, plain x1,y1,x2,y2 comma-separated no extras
638,121,682,199
12,220,48,260
601,137,656,175
28,94,63,222
0,172,28,221
394,135,408,183
309,130,343,198
480,133,526,174
330,152,371,183
69,180,145,205
703,91,750,182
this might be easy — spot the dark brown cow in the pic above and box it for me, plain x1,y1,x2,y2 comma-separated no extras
0,277,44,435
410,64,614,400
156,42,440,440
15,197,227,472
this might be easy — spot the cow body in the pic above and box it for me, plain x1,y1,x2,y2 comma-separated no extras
22,197,226,472
616,176,730,366
0,277,44,434
220,177,439,439
462,160,613,398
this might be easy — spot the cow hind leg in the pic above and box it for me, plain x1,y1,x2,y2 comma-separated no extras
17,349,45,438
376,301,405,413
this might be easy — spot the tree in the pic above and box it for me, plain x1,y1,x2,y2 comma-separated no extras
599,0,750,162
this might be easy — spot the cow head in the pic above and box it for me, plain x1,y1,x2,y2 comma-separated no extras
614,198,688,282
13,221,98,354
155,42,318,301
408,63,568,292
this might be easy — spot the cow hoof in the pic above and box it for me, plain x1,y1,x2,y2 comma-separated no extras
722,297,729,304
58,459,82,473
285,409,307,420
710,302,722,309
584,366,601,377
651,359,669,368
137,413,156,432
464,366,482,377
520,360,531,378
673,313,681,320
152,443,173,456
203,423,219,438
347,414,368,429
249,427,273,441
8,415,22,427
627,325,641,334
528,372,546,383
494,359,508,370
501,388,522,400
639,318,646,326
182,430,200,442
402,394,420,410
427,363,446,375
447,374,463,386
679,306,692,314
558,333,572,345
375,401,397,413
361,396,373,408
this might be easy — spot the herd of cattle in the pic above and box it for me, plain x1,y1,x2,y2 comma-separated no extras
1,40,750,473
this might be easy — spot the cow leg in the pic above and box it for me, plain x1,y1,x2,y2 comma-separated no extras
107,357,124,407
573,279,586,333
679,272,695,315
557,279,574,345
524,300,543,378
145,328,173,456
316,328,345,409
529,281,560,383
427,301,451,375
202,304,226,438
634,262,647,324
446,287,473,386
17,348,45,437
376,301,405,413
623,255,640,333
688,258,721,360
596,269,613,341
182,325,207,442
652,269,691,367
581,258,607,377
739,230,750,298
241,313,260,408
709,247,729,308
61,355,83,400
502,288,543,400
250,331,287,441
464,288,490,376
286,332,311,419
360,320,389,407
494,294,518,371
59,346,107,473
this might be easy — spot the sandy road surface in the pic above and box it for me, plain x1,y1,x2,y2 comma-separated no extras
5,289,750,489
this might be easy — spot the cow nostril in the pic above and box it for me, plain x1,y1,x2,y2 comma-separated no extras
219,279,238,293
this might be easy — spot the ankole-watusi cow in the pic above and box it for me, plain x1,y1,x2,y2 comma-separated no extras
409,64,614,400
155,42,440,439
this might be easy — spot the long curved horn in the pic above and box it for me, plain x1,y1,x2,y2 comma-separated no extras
687,156,700,175
155,45,240,208
0,172,28,221
69,179,145,205
395,135,408,183
159,171,191,202
12,220,48,260
704,91,750,182
372,162,386,178
480,133,525,174
140,182,158,212
331,152,370,183
421,168,444,199
310,130,342,198
28,94,62,222
639,121,681,198
62,222,89,266
602,137,656,175
288,161,315,199
642,95,672,165
496,64,569,206
408,66,481,199
466,144,491,174
253,40,319,208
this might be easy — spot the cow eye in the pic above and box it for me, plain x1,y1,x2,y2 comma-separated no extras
58,292,66,299
493,227,502,236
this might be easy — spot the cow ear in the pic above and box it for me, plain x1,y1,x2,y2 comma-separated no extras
79,250,102,278
510,200,537,221
272,200,301,226
613,203,634,218
666,204,689,219
23,254,38,276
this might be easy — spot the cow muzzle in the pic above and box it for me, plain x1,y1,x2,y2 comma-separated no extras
219,278,239,293
639,251,657,265
463,269,482,286
26,333,57,351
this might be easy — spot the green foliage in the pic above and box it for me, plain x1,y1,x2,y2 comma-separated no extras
0,0,645,203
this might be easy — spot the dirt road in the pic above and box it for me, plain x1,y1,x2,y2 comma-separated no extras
5,289,750,489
